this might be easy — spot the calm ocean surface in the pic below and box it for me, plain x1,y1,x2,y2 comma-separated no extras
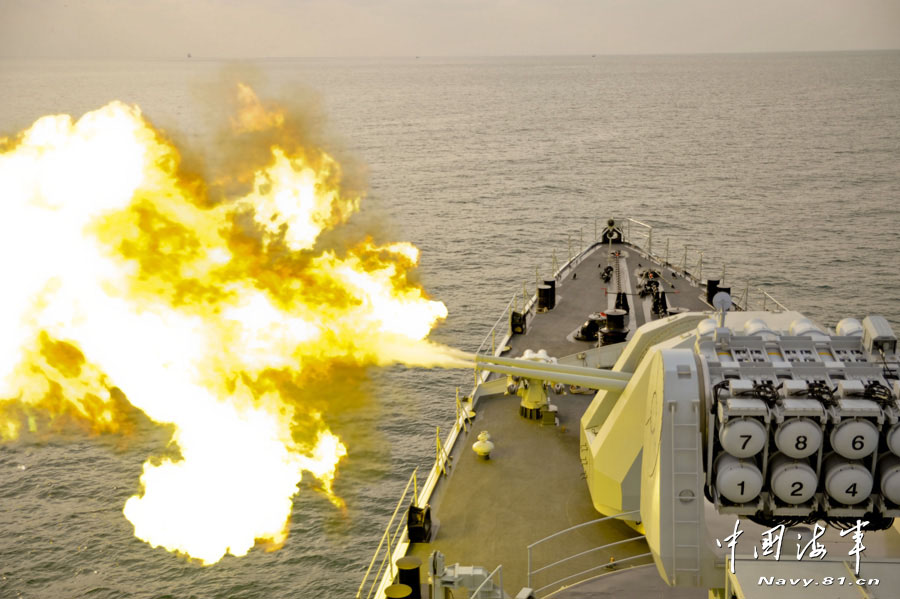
1,52,899,598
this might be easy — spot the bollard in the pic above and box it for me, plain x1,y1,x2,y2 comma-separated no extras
396,555,422,599
385,583,412,599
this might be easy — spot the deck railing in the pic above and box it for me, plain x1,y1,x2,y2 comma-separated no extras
526,510,653,597
474,293,517,358
475,217,790,367
621,217,789,313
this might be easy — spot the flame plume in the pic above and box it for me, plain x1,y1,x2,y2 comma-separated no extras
0,85,458,564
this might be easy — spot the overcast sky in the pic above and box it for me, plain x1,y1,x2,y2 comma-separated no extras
1,0,899,58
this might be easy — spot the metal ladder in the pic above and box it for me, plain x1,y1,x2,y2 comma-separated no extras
669,398,702,586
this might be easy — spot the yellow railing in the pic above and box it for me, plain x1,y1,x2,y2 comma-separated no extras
356,468,419,599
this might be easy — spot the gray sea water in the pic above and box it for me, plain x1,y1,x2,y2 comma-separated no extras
1,52,899,598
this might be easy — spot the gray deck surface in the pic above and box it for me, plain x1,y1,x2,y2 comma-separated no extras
407,241,715,597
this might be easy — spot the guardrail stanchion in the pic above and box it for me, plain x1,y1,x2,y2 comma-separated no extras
386,535,393,582
435,427,445,476
527,545,532,589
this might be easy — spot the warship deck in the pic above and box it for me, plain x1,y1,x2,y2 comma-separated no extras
405,238,713,598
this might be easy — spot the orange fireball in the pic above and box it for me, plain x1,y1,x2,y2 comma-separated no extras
0,85,454,564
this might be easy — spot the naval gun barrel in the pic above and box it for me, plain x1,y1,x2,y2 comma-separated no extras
473,355,630,391
475,354,631,381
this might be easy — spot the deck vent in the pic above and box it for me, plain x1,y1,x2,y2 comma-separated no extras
385,584,412,598
543,279,556,308
706,279,720,305
396,556,423,599
537,285,553,311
